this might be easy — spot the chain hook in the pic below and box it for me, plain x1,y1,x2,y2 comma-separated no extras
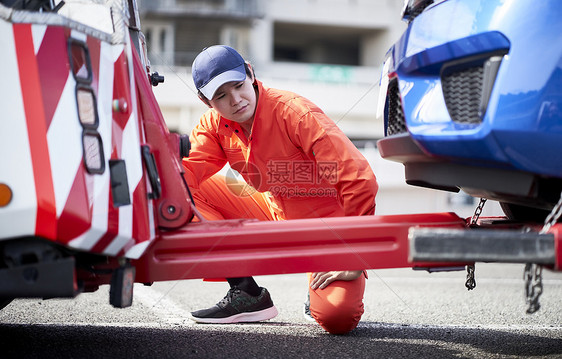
465,264,476,290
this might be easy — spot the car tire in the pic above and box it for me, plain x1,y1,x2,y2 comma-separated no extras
500,202,551,223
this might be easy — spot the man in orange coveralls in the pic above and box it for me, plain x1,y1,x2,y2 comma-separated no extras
183,45,378,334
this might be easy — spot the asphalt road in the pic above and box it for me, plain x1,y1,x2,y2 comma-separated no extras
1,263,561,358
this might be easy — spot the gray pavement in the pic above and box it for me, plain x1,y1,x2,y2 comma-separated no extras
1,263,561,358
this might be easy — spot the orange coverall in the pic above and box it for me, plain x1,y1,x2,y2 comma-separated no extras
183,79,378,334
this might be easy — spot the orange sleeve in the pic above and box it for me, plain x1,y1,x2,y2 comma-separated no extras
182,112,227,191
294,109,378,216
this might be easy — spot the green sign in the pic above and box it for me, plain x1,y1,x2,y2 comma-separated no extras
309,65,352,83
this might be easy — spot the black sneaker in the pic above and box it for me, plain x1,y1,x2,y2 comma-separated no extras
303,292,315,322
190,286,278,324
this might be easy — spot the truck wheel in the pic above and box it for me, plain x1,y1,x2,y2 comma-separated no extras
500,202,551,223
0,298,13,311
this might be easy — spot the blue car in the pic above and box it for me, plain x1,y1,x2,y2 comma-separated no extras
377,0,562,221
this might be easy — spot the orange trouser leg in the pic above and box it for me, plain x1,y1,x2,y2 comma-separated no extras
191,174,274,281
193,175,365,333
307,273,365,334
191,174,274,221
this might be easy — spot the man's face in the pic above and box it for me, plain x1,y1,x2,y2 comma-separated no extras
208,76,257,124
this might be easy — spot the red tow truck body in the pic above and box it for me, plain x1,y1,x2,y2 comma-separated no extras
0,0,560,309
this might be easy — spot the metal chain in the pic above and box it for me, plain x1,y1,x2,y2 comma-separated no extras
540,191,562,234
470,198,487,226
465,198,487,290
521,192,562,314
524,263,543,314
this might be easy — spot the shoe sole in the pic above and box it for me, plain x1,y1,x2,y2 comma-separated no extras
190,305,279,324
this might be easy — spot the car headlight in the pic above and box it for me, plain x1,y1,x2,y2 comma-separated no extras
376,56,392,123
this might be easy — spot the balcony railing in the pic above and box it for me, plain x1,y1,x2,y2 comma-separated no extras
148,51,380,88
138,0,263,19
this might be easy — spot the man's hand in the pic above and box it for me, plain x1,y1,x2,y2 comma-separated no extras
309,270,363,290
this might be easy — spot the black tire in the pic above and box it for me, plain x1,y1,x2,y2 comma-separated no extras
500,202,551,223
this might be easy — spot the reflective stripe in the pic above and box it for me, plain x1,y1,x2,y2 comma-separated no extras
14,23,57,239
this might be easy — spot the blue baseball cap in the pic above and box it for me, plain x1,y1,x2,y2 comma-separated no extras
192,45,247,100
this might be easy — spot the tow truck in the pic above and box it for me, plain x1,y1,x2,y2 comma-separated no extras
0,0,560,314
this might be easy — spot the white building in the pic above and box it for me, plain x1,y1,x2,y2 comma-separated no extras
138,0,503,218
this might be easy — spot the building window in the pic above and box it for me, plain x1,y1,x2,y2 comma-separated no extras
273,22,360,66
143,22,175,66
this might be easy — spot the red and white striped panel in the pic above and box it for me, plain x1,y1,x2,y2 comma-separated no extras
0,20,38,240
0,20,155,259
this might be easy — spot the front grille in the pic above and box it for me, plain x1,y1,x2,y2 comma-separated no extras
387,79,407,135
442,65,485,124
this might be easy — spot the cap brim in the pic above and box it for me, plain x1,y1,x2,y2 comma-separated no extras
199,64,247,99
